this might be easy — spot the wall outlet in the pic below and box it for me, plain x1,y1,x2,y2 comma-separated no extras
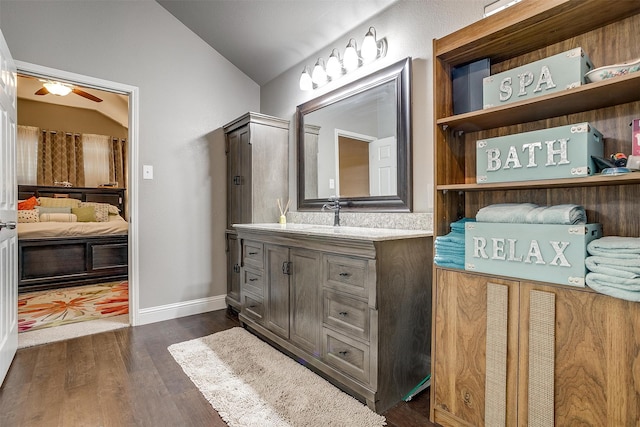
143,165,154,180
329,178,335,189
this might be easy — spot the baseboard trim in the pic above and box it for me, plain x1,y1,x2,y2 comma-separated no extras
136,294,227,326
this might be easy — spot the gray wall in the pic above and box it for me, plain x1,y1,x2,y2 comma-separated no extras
261,0,486,213
1,0,259,310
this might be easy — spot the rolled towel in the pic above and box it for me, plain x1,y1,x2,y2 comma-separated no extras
588,236,640,256
585,256,640,277
538,204,586,225
586,272,640,302
476,203,538,223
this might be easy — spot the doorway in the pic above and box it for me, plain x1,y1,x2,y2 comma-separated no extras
15,61,139,341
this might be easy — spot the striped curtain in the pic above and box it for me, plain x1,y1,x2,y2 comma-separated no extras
109,137,127,188
37,130,85,187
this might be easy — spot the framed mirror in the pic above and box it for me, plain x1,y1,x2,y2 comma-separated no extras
297,57,412,212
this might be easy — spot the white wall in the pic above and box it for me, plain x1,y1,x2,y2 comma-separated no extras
261,0,486,213
1,0,259,312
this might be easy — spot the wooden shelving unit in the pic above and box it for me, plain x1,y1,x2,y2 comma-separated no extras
430,1,640,425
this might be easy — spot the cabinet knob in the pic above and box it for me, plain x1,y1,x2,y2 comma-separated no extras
339,272,351,277
338,350,349,357
338,311,348,317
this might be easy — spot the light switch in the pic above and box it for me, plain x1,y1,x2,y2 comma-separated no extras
329,178,335,189
143,165,153,180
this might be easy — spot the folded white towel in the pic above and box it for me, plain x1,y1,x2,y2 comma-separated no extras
586,272,640,302
585,256,640,277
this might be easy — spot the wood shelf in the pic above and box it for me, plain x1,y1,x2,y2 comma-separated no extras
436,72,640,132
434,0,640,67
437,172,640,192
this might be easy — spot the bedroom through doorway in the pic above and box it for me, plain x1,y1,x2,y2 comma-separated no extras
14,64,137,345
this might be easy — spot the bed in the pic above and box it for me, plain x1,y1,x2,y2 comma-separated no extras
17,185,128,293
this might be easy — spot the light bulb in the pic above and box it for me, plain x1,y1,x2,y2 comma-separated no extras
299,67,313,90
361,27,378,63
343,39,359,72
311,58,327,86
326,49,342,80
43,81,72,96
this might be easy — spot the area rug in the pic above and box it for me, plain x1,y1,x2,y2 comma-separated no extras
18,281,129,333
168,327,387,427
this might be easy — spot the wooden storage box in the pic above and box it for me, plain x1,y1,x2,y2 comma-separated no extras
476,122,603,183
464,222,602,286
483,47,594,109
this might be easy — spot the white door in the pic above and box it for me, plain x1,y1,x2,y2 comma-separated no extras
0,28,18,386
369,136,397,196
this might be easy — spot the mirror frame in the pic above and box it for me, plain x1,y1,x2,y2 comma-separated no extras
296,57,412,212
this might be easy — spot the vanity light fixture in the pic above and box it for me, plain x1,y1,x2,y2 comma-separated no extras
342,39,360,72
361,27,386,64
298,26,387,90
326,49,343,80
43,81,72,96
299,66,313,91
311,58,328,86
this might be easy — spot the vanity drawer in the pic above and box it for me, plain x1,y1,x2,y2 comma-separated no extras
324,290,369,341
243,240,264,269
243,268,263,296
324,255,369,298
242,292,264,324
322,328,370,384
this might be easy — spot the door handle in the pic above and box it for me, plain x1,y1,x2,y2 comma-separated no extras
0,221,16,230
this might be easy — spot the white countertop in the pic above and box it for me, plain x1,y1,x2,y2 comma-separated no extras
233,223,432,241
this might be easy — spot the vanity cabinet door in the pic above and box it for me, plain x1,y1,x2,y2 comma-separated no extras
289,248,322,356
265,244,290,339
226,124,252,228
225,231,241,309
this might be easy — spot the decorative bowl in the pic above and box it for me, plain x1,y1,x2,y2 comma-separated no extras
585,58,640,82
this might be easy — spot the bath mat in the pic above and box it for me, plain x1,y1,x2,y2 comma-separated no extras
168,327,386,427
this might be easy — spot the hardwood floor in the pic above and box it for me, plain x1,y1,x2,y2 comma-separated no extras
0,309,437,427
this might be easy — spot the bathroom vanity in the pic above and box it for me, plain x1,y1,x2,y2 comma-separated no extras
234,223,433,413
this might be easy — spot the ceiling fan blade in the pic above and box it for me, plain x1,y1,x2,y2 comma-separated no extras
72,88,103,102
35,87,49,95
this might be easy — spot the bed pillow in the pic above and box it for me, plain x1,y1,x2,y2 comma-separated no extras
107,204,120,215
36,206,72,214
18,210,39,223
18,196,38,210
40,213,77,222
38,197,81,209
71,206,96,222
79,202,109,222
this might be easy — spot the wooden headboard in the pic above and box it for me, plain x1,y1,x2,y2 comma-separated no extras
18,185,126,218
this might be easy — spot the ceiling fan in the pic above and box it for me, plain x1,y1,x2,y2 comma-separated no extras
35,80,103,103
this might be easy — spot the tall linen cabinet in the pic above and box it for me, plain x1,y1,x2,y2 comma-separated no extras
431,1,640,426
224,112,289,310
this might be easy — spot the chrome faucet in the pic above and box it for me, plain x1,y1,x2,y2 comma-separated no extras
322,195,341,227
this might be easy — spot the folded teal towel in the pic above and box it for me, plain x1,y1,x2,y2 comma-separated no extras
585,256,640,277
476,203,537,223
434,255,465,269
524,204,586,225
477,203,586,224
450,217,475,232
586,273,640,302
588,236,640,256
436,234,465,245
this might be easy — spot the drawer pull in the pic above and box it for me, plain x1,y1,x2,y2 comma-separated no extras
338,350,349,357
338,311,348,317
249,278,258,282
339,272,351,277
248,251,258,255
248,304,257,308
